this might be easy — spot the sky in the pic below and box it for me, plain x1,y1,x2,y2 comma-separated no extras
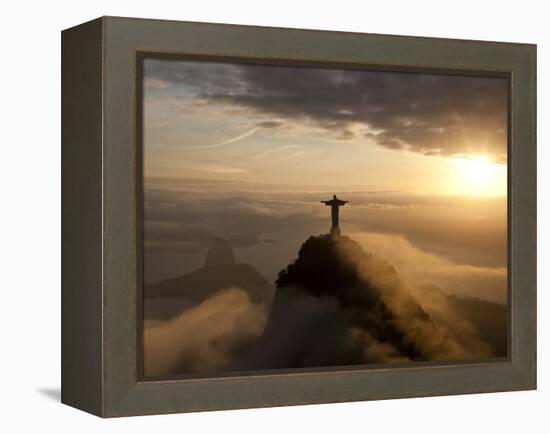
142,58,508,304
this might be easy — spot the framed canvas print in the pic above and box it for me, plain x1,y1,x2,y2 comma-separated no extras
61,16,536,417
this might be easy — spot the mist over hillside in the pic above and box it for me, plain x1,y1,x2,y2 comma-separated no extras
143,234,506,376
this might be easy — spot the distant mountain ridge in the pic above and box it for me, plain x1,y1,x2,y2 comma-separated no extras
144,237,274,319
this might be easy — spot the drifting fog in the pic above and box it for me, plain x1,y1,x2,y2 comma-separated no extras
144,288,267,376
144,232,500,376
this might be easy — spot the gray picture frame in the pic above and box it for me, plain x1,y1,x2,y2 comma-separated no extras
61,16,536,417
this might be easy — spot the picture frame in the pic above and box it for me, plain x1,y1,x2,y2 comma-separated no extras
61,16,536,417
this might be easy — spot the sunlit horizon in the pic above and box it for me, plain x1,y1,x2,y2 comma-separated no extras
141,59,509,376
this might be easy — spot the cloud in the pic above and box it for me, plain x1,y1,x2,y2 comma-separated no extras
143,234,504,376
251,144,308,160
256,120,284,128
142,178,507,303
144,59,508,163
144,287,267,376
334,236,494,360
228,233,265,248
231,234,494,372
349,232,507,303
344,193,507,268
143,58,245,94
143,77,169,88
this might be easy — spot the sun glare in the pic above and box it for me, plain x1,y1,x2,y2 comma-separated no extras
452,155,506,196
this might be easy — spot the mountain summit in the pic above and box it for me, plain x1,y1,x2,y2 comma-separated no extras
261,233,477,366
204,237,236,268
144,237,274,319
275,234,398,306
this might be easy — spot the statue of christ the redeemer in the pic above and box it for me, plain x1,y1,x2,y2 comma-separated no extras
321,194,349,236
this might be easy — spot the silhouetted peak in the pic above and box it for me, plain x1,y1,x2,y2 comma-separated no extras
277,235,367,287
275,234,398,305
204,237,236,268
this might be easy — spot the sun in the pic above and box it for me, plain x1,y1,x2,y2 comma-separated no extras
452,155,507,196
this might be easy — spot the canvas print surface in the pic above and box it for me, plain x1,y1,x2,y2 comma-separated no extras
141,57,508,378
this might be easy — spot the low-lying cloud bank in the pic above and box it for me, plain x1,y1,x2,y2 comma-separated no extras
350,232,506,304
144,178,507,305
144,287,267,376
144,234,505,377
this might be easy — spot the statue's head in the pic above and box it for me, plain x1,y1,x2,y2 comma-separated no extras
333,194,337,199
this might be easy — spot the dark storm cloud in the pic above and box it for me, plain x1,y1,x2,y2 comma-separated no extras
145,59,508,162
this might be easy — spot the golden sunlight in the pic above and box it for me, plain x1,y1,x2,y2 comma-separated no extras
451,155,507,196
